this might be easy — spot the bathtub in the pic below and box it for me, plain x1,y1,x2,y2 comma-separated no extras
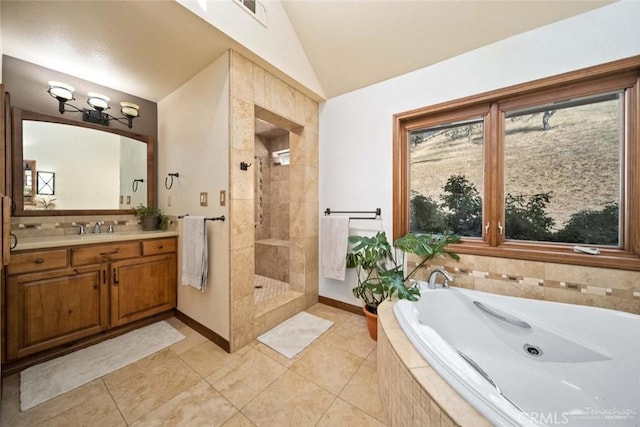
393,286,640,426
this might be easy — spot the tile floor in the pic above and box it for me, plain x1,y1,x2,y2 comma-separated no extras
1,304,386,426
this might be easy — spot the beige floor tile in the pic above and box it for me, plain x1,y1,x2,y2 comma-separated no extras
37,391,126,427
106,349,201,424
1,379,108,427
168,321,209,355
241,370,335,426
339,360,386,423
2,309,383,426
366,344,378,365
223,412,256,426
253,340,315,368
317,398,386,427
179,339,245,377
1,374,20,402
290,340,364,394
131,380,238,427
206,348,286,408
306,303,362,325
103,348,175,389
253,341,296,367
320,317,376,359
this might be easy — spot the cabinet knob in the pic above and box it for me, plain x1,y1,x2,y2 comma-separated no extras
34,258,45,264
158,245,164,249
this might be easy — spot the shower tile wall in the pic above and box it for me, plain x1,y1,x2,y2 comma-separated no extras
254,135,290,241
229,51,319,352
255,134,290,283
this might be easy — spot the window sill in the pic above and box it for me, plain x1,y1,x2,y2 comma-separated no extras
447,240,640,271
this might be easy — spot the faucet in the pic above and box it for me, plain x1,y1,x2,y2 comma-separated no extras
427,268,453,289
73,223,86,235
93,221,102,234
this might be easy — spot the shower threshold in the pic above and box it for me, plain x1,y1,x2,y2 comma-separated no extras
254,274,303,318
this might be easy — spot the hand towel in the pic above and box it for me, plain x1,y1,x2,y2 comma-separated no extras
181,216,208,291
320,216,350,280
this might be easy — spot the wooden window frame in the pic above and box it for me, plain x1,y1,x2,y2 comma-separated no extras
393,56,640,271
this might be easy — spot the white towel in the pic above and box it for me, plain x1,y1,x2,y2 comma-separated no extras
181,216,208,291
320,216,350,280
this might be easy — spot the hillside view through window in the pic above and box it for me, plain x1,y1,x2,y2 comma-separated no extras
409,92,622,247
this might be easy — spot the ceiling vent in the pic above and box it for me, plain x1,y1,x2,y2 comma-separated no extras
233,0,267,27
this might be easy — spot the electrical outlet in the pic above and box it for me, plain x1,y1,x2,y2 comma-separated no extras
126,195,131,205
219,190,226,206
168,195,172,207
200,192,208,206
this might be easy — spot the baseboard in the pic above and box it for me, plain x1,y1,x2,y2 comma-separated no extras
318,296,364,316
175,310,231,353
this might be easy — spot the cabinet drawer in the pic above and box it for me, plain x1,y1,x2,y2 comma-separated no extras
71,241,140,266
7,249,68,275
142,238,176,256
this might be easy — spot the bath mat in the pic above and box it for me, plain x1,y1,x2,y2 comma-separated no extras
20,320,184,411
258,311,333,359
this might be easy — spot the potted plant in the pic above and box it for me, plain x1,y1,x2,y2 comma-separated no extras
134,204,168,231
347,231,460,340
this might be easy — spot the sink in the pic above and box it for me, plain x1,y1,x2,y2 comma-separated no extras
75,234,118,240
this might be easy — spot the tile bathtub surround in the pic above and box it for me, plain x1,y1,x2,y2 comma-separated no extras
1,305,386,426
409,253,640,314
377,301,491,427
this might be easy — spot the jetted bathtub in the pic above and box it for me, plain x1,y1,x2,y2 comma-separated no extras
393,286,640,426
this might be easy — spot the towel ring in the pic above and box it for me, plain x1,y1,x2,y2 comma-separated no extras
165,172,180,190
132,179,144,192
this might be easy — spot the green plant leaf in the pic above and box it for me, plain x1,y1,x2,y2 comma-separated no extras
348,230,459,308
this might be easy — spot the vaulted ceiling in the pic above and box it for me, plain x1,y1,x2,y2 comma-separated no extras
1,0,614,102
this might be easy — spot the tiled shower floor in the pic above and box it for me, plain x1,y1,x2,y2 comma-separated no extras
254,275,303,318
253,275,289,305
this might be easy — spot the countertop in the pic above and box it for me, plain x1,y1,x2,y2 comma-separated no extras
12,230,179,251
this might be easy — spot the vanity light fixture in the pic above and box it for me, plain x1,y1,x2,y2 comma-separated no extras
47,81,140,129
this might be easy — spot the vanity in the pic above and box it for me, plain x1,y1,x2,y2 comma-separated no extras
2,107,177,373
5,233,177,361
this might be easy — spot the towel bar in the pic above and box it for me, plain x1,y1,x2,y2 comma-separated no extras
178,214,225,222
323,208,381,220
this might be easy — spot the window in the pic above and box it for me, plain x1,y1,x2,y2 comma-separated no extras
394,56,640,270
409,117,485,238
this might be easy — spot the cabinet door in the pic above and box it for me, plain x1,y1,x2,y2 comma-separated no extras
5,265,108,360
110,254,177,327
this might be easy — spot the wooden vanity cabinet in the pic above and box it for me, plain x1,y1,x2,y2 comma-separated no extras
4,237,177,361
6,264,107,360
111,253,177,327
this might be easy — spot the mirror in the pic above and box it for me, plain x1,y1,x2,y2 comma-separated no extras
12,108,154,216
23,159,36,205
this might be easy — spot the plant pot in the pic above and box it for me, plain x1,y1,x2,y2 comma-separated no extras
141,216,160,231
363,305,378,341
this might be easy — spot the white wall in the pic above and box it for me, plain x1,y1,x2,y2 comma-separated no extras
158,52,230,339
177,0,323,99
319,1,640,306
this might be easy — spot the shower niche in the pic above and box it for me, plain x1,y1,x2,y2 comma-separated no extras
253,118,300,311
